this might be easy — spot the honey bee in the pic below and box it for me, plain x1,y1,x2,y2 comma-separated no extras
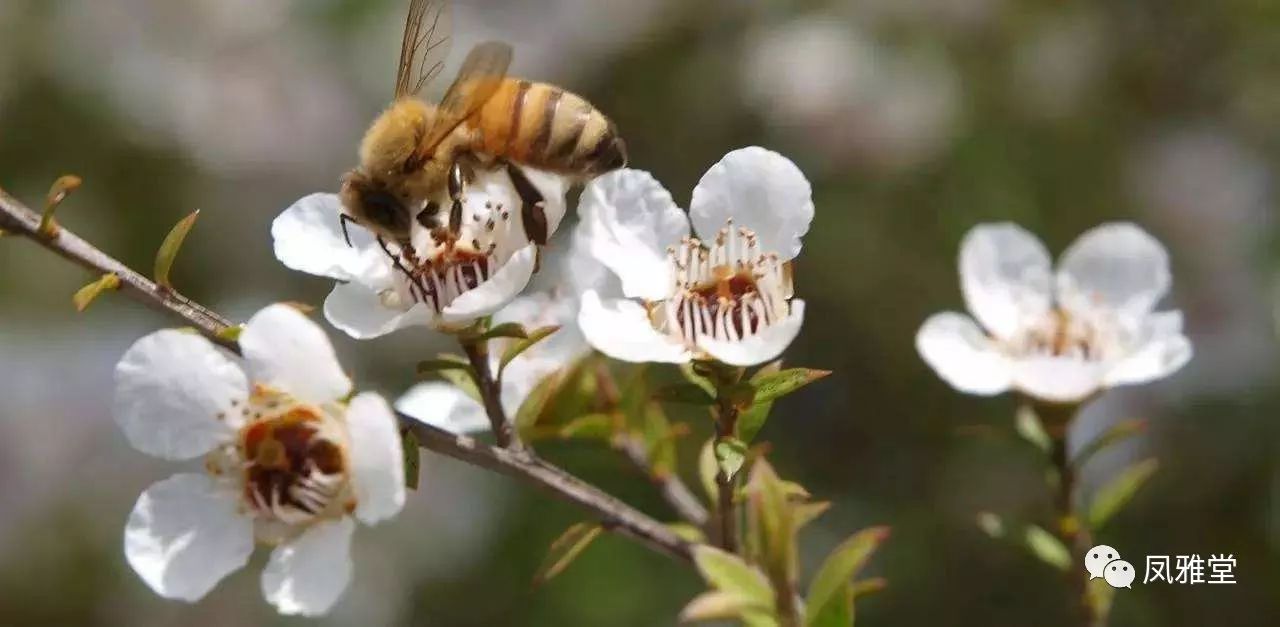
340,0,628,255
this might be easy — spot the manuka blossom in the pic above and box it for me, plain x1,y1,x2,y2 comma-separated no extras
396,226,605,433
916,222,1193,403
273,167,568,339
113,304,404,616
574,147,813,367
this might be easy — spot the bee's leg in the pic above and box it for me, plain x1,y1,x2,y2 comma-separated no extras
377,236,425,302
447,161,466,235
338,214,357,247
503,161,548,246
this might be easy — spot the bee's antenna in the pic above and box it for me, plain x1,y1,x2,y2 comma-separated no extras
339,214,356,248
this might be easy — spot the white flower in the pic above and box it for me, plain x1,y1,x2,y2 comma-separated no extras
396,226,603,433
273,167,569,339
916,222,1193,403
573,147,813,367
113,304,405,616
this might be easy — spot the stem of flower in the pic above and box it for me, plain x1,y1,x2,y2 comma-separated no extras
462,339,522,451
0,188,693,563
714,397,741,553
1039,402,1100,627
594,363,710,527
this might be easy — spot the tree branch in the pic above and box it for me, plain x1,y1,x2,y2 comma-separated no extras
616,435,710,527
0,187,692,563
461,340,522,451
593,363,710,527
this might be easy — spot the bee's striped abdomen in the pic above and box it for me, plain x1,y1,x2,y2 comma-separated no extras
475,78,627,179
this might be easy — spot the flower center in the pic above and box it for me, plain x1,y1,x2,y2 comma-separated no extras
656,219,793,346
1001,308,1120,362
215,386,350,526
384,195,526,314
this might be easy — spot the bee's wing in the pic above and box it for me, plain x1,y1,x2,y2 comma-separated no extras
394,0,453,99
415,41,512,158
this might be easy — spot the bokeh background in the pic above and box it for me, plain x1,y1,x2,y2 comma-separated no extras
2,0,1279,625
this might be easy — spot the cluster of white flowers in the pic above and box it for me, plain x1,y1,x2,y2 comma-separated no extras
112,143,1193,616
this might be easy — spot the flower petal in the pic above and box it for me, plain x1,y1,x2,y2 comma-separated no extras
345,392,405,525
241,304,352,404
698,299,807,366
323,281,434,340
1011,356,1105,404
440,244,538,323
124,473,254,602
565,220,624,299
1104,311,1192,387
261,517,355,617
959,223,1053,340
113,329,245,460
577,290,690,363
915,312,1013,396
577,169,688,301
272,193,381,281
395,382,490,435
1056,222,1172,322
689,147,814,261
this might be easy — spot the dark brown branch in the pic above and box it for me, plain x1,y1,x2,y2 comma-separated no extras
462,340,522,450
1038,402,1098,627
0,188,692,563
714,399,740,553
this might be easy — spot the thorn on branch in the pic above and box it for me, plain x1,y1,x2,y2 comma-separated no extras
40,174,82,237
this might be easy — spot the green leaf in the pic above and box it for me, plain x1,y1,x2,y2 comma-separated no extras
1088,458,1159,529
679,361,717,397
807,526,890,618
401,429,420,490
850,577,887,598
416,356,473,375
154,209,200,290
533,522,602,585
1015,405,1052,453
498,324,560,375
714,437,748,480
215,324,244,343
737,399,775,444
515,371,562,436
806,581,853,627
793,501,831,530
679,591,756,623
699,438,718,503
556,413,614,440
1074,418,1148,468
1023,525,1071,571
39,174,81,234
437,363,481,403
643,403,678,477
691,545,775,609
751,368,831,404
477,321,528,341
72,273,119,312
667,523,707,544
653,383,715,405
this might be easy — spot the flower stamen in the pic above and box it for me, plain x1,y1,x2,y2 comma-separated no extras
656,219,793,348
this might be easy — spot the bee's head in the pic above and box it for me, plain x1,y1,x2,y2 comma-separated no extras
339,169,413,245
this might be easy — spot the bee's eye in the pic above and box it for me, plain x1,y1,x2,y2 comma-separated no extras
363,189,407,232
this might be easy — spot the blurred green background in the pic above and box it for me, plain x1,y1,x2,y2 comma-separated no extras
2,0,1279,625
